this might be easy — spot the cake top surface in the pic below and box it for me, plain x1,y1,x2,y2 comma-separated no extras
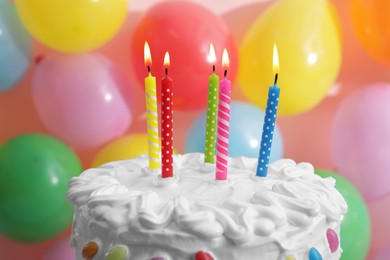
67,153,347,249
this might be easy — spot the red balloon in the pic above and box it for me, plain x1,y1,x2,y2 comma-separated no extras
131,1,238,111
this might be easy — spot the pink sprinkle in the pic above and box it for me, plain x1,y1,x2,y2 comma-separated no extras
195,251,214,260
327,228,339,253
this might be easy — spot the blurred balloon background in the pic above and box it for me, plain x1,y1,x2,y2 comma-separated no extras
331,84,390,201
130,1,238,110
32,53,132,148
185,101,283,161
15,0,128,53
239,0,341,115
0,0,31,92
1,0,389,259
0,134,81,242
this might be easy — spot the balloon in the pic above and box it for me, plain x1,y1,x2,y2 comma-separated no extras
332,0,388,94
351,0,390,67
33,53,132,148
272,0,389,170
238,0,341,115
0,134,81,242
331,84,390,201
91,134,150,167
131,1,238,110
0,0,31,92
368,194,390,257
43,237,75,260
92,133,179,167
15,0,127,53
375,247,390,260
316,170,370,260
185,101,283,161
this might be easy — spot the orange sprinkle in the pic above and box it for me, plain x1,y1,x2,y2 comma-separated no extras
82,241,99,260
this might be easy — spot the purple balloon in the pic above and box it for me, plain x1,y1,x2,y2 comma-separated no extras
33,54,132,148
375,246,390,260
43,238,75,260
331,83,390,201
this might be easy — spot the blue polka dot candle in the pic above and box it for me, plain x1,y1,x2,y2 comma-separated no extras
256,44,280,177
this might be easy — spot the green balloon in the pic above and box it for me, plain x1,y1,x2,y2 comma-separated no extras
315,169,370,260
0,134,81,242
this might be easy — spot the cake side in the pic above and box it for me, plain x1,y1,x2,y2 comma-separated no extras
67,153,348,260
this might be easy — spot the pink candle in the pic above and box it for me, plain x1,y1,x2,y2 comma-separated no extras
216,49,231,181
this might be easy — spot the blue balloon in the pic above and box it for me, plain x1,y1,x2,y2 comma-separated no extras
0,0,31,92
185,101,283,161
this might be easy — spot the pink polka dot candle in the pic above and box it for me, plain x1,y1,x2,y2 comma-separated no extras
161,52,173,178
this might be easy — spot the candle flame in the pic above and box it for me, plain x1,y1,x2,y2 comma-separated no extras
222,48,229,69
164,52,170,68
208,44,216,64
144,41,152,67
273,43,280,73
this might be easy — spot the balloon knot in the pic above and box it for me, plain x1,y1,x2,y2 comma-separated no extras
35,54,45,64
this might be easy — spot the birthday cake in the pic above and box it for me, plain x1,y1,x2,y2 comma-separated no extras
67,153,348,260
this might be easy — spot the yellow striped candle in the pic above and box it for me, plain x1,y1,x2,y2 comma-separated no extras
144,41,160,169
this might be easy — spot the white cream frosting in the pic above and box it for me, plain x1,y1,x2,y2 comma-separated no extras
67,153,348,260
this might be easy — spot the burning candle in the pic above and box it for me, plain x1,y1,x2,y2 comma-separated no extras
204,44,219,163
161,52,173,178
216,48,231,181
144,41,160,169
256,44,280,177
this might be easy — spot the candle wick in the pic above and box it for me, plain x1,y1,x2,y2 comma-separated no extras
213,65,216,73
274,73,278,85
147,65,151,74
224,69,227,78
165,68,168,76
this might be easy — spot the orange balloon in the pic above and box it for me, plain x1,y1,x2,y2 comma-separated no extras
351,0,390,67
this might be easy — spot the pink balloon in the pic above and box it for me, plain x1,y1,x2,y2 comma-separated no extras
374,246,390,260
331,84,390,201
33,53,132,148
43,238,75,260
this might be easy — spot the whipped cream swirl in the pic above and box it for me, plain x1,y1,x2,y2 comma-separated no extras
67,153,347,246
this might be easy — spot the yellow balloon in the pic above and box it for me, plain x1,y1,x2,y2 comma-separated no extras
15,0,127,53
238,0,341,115
92,134,177,168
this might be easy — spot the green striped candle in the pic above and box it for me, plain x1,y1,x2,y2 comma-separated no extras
204,44,219,163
